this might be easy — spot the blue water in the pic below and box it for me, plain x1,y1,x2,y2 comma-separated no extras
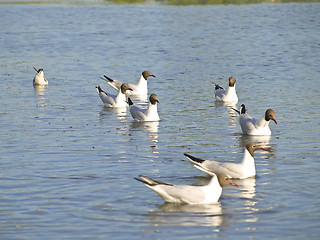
0,1,320,239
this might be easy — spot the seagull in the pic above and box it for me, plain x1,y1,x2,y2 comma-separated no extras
233,104,277,135
33,67,48,86
184,143,266,179
213,77,238,103
96,83,132,108
134,173,238,204
101,70,156,96
128,94,160,122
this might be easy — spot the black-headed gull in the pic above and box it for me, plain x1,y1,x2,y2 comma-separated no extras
184,143,266,179
33,67,48,86
213,77,238,103
96,83,132,108
101,70,156,96
233,104,277,135
134,173,238,204
128,94,160,122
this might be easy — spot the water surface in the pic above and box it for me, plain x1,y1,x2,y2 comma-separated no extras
0,2,319,239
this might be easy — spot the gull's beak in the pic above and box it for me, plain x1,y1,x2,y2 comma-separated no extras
230,181,238,187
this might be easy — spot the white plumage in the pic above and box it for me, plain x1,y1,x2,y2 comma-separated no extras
128,94,160,122
102,70,156,96
184,143,266,179
96,83,132,108
213,76,238,103
33,67,48,86
135,173,238,204
234,104,277,135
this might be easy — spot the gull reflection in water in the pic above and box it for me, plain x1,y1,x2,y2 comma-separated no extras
34,85,48,107
239,134,271,148
239,134,275,160
147,202,223,227
129,121,159,152
233,177,256,200
215,101,238,127
99,106,128,120
233,177,259,224
34,85,47,96
130,94,148,103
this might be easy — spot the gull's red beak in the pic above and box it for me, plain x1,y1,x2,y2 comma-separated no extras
258,147,267,151
230,181,238,187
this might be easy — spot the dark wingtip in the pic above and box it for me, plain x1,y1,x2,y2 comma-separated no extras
231,107,240,115
240,104,246,114
128,98,133,106
216,85,224,90
96,86,107,95
184,153,205,164
103,75,114,82
134,177,149,186
33,67,42,73
212,82,224,90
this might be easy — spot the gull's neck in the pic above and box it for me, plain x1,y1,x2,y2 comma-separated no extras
204,175,222,202
225,85,237,98
240,148,256,176
146,102,159,120
136,75,148,93
256,115,270,128
115,89,126,103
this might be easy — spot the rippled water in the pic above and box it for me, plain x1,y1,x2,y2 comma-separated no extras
1,1,320,239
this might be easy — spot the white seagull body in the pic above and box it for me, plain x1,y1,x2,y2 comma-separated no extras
135,173,237,204
128,94,160,122
234,104,277,136
213,77,238,103
102,70,156,96
184,143,266,179
33,67,48,86
96,83,132,108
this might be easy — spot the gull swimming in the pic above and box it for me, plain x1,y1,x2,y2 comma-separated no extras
101,70,156,96
233,104,277,135
135,173,238,204
184,143,266,179
96,83,132,108
128,94,160,122
213,76,238,103
33,67,48,86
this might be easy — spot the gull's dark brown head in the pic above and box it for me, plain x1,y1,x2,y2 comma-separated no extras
265,109,277,124
142,70,156,80
120,83,133,94
217,173,238,187
228,76,236,87
149,94,159,105
246,142,266,157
